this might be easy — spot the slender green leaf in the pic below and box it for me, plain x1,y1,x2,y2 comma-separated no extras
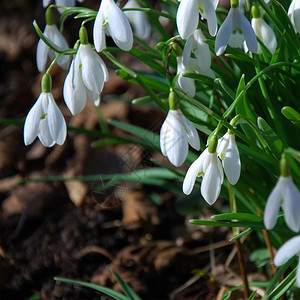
111,270,142,300
54,277,128,300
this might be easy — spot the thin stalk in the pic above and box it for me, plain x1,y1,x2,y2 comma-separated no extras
229,182,249,300
256,208,277,275
235,238,250,300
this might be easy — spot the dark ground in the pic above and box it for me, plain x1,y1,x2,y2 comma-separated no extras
0,1,264,299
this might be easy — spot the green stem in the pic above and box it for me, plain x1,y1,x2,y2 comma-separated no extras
103,51,167,112
228,182,249,300
46,53,64,74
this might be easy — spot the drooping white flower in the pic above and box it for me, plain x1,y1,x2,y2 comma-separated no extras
183,136,224,205
248,5,277,54
36,8,70,73
183,29,212,72
217,132,241,185
123,0,151,40
251,17,277,54
176,56,196,97
63,40,109,115
176,0,219,39
288,0,300,33
176,32,215,97
264,176,300,232
160,109,200,167
43,0,84,14
274,235,300,286
214,6,258,56
24,91,67,147
93,0,133,52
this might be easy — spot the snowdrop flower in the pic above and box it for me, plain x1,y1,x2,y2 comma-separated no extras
214,0,258,56
160,90,200,167
176,0,219,39
36,8,69,72
93,0,133,52
43,0,84,14
24,73,67,147
63,27,109,115
264,155,300,232
183,29,212,72
288,0,300,33
176,55,215,96
183,135,224,205
123,0,151,40
249,5,277,54
176,33,215,97
217,131,241,185
274,235,300,286
176,56,197,97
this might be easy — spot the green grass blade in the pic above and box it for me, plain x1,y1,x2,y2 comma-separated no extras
54,277,128,300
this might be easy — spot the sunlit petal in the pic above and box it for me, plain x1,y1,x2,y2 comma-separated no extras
274,235,300,266
47,93,67,145
183,154,203,195
282,176,300,232
106,0,133,51
240,11,258,53
264,177,283,230
176,0,199,39
201,153,223,205
24,94,45,145
215,8,233,56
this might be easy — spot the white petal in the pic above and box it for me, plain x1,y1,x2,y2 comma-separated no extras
201,153,223,205
192,29,211,71
51,25,70,69
177,75,196,97
56,0,76,13
264,177,283,230
79,45,105,94
38,117,55,147
184,117,200,150
176,0,199,39
252,18,277,54
217,132,229,159
24,93,45,145
202,0,218,36
93,7,106,52
46,93,67,145
63,58,87,115
105,0,133,51
160,110,188,167
124,0,151,40
93,53,109,82
87,88,100,106
214,8,233,56
56,0,75,6
274,235,300,266
288,0,300,33
182,153,204,195
228,31,244,48
43,0,51,7
36,28,50,72
282,177,300,232
182,36,193,67
222,135,241,185
240,11,258,53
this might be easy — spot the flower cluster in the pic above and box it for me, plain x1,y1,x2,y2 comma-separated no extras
182,132,240,205
25,1,145,146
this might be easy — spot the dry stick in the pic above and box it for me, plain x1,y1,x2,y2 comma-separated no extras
228,182,249,299
235,238,250,299
256,208,277,275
